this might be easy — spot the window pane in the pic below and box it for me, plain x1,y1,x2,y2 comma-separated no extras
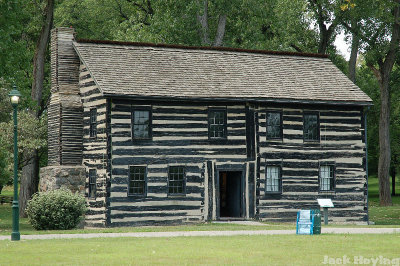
266,166,280,192
267,112,281,139
89,169,96,198
320,165,333,191
133,110,150,139
209,110,226,138
304,114,318,141
168,166,185,194
129,166,146,195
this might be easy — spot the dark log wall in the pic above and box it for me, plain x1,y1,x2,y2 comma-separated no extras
107,100,367,225
257,105,367,223
108,100,253,226
80,64,108,227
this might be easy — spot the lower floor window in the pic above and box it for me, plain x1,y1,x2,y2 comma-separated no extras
319,165,334,191
129,166,146,196
89,169,96,198
168,166,185,194
266,166,281,193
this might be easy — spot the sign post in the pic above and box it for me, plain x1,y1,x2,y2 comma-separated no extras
317,199,334,225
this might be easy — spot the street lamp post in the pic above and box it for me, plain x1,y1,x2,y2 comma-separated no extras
8,85,21,241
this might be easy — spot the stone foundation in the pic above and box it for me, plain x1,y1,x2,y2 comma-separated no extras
39,166,86,194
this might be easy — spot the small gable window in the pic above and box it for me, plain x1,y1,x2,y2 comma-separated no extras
303,112,319,141
208,108,227,139
168,166,185,195
319,165,335,191
128,166,147,196
132,108,152,139
89,108,97,138
265,165,282,193
88,169,97,199
266,111,282,139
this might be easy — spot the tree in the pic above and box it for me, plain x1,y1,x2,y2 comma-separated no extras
365,0,400,206
18,0,54,217
307,0,344,54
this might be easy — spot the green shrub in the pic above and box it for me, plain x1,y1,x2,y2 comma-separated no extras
26,188,86,230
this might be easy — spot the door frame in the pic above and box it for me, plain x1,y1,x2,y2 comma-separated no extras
216,165,246,220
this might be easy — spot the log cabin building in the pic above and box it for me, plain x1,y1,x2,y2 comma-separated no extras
41,27,373,227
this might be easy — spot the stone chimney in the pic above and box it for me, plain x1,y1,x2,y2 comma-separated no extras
40,27,85,194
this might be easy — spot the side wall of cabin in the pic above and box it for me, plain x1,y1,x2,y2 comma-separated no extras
257,104,367,223
79,64,109,227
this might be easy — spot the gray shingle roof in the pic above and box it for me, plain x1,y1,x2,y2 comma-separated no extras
73,41,372,105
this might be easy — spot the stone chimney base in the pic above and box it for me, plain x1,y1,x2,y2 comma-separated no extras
39,166,86,194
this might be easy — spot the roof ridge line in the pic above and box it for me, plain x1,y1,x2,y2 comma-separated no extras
76,39,329,59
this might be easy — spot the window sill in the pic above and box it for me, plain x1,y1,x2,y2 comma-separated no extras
127,194,147,198
167,194,186,198
265,191,282,195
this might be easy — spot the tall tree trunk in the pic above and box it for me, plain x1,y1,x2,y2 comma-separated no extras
377,74,393,206
391,166,396,196
213,14,226,46
19,0,54,217
348,20,359,83
197,0,210,45
19,151,39,216
369,0,400,206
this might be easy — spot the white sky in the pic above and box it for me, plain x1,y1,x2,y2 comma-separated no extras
334,31,351,60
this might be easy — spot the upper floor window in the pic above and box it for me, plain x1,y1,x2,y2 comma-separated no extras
319,165,335,191
132,108,151,139
128,166,146,196
208,108,227,139
168,166,185,195
88,169,96,199
266,112,282,139
303,112,319,141
89,108,97,138
265,165,282,193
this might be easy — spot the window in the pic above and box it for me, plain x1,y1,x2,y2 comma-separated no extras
303,112,319,141
168,166,185,195
88,169,96,198
89,108,97,138
208,109,227,139
266,112,282,139
319,165,335,191
265,166,281,193
132,108,151,139
128,166,146,196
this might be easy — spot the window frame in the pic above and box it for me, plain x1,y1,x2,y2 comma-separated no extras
131,106,152,140
208,108,227,140
266,111,283,140
128,165,147,197
265,164,282,194
89,108,97,139
303,111,320,142
167,166,186,196
88,169,97,199
318,164,335,192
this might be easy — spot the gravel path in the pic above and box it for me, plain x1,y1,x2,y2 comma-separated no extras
0,227,399,241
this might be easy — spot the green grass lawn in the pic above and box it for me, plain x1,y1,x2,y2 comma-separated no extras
1,234,399,265
368,176,400,225
0,185,13,197
0,177,399,236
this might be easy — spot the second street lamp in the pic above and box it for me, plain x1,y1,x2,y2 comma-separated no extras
8,85,21,241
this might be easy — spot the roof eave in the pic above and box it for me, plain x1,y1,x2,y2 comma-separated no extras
103,93,373,107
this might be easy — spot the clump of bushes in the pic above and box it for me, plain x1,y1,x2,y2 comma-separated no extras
26,188,86,230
